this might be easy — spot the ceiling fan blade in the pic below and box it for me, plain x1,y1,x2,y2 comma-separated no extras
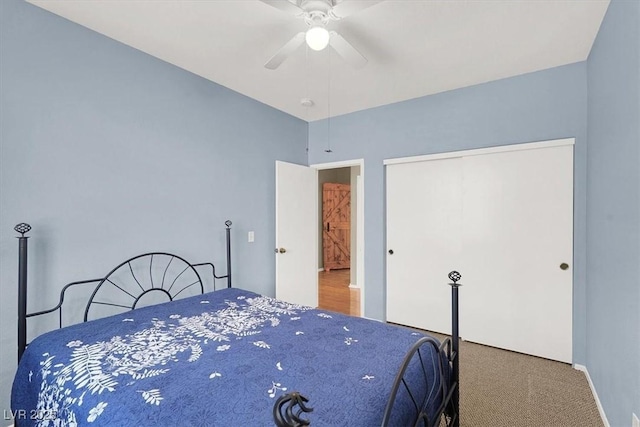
265,32,306,69
259,0,304,16
329,32,367,68
331,0,384,18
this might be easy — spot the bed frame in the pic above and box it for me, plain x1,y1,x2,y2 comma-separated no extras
15,220,233,362
274,271,462,427
14,221,460,427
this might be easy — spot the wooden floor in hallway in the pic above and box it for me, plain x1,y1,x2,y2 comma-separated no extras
318,269,360,317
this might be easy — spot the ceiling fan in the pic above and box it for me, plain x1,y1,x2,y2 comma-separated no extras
260,0,383,70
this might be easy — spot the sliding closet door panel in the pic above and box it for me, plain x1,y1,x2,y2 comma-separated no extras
386,158,462,334
461,145,573,362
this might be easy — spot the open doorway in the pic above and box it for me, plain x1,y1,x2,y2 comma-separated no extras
274,159,364,314
315,162,363,317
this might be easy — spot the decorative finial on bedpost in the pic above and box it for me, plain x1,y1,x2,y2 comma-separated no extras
16,223,31,363
448,271,462,287
273,392,313,427
448,270,461,427
14,223,31,237
225,220,232,228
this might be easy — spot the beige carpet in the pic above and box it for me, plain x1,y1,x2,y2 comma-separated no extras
428,333,603,427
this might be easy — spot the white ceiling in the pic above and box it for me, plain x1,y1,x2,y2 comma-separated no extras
27,0,609,122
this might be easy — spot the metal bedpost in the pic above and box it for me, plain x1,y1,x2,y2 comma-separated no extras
225,220,232,288
15,223,32,363
448,271,462,427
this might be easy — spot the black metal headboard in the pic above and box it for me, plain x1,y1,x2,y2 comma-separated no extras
83,252,205,322
15,221,233,362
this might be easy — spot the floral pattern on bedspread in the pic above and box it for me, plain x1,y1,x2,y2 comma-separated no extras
12,288,443,426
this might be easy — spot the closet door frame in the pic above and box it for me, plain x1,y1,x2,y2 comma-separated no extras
384,138,574,167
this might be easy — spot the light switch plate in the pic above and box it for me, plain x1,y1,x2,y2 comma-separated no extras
248,231,255,243
632,413,639,427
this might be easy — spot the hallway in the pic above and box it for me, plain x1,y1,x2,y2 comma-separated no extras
317,269,360,317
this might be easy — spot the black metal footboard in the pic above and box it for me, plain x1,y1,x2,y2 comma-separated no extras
274,272,462,427
15,221,233,362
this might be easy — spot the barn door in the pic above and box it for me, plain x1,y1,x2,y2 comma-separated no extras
322,183,351,271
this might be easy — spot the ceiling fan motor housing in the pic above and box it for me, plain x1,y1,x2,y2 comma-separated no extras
300,0,333,15
305,11,329,27
301,0,343,25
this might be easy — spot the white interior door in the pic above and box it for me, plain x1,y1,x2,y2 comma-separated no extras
275,161,318,307
461,145,573,362
386,158,462,334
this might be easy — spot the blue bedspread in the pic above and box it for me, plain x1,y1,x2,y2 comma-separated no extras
12,288,446,426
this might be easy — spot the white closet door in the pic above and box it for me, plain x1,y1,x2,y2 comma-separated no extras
385,141,574,363
386,158,462,334
461,145,573,362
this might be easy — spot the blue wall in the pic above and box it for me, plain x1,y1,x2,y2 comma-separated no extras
0,0,307,419
309,62,589,364
587,0,640,425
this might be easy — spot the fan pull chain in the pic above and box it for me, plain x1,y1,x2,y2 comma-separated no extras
325,47,332,153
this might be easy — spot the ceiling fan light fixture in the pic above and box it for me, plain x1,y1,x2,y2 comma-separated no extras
305,25,330,51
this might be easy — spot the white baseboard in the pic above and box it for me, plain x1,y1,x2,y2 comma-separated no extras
573,364,610,427
348,283,360,289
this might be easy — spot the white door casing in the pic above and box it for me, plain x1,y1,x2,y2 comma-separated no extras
385,139,574,363
312,159,366,317
275,161,318,307
356,174,365,315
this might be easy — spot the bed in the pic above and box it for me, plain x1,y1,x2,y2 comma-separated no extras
11,222,461,427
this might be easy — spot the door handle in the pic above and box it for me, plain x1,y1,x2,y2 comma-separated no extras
278,248,287,254
560,263,569,270
388,249,394,255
